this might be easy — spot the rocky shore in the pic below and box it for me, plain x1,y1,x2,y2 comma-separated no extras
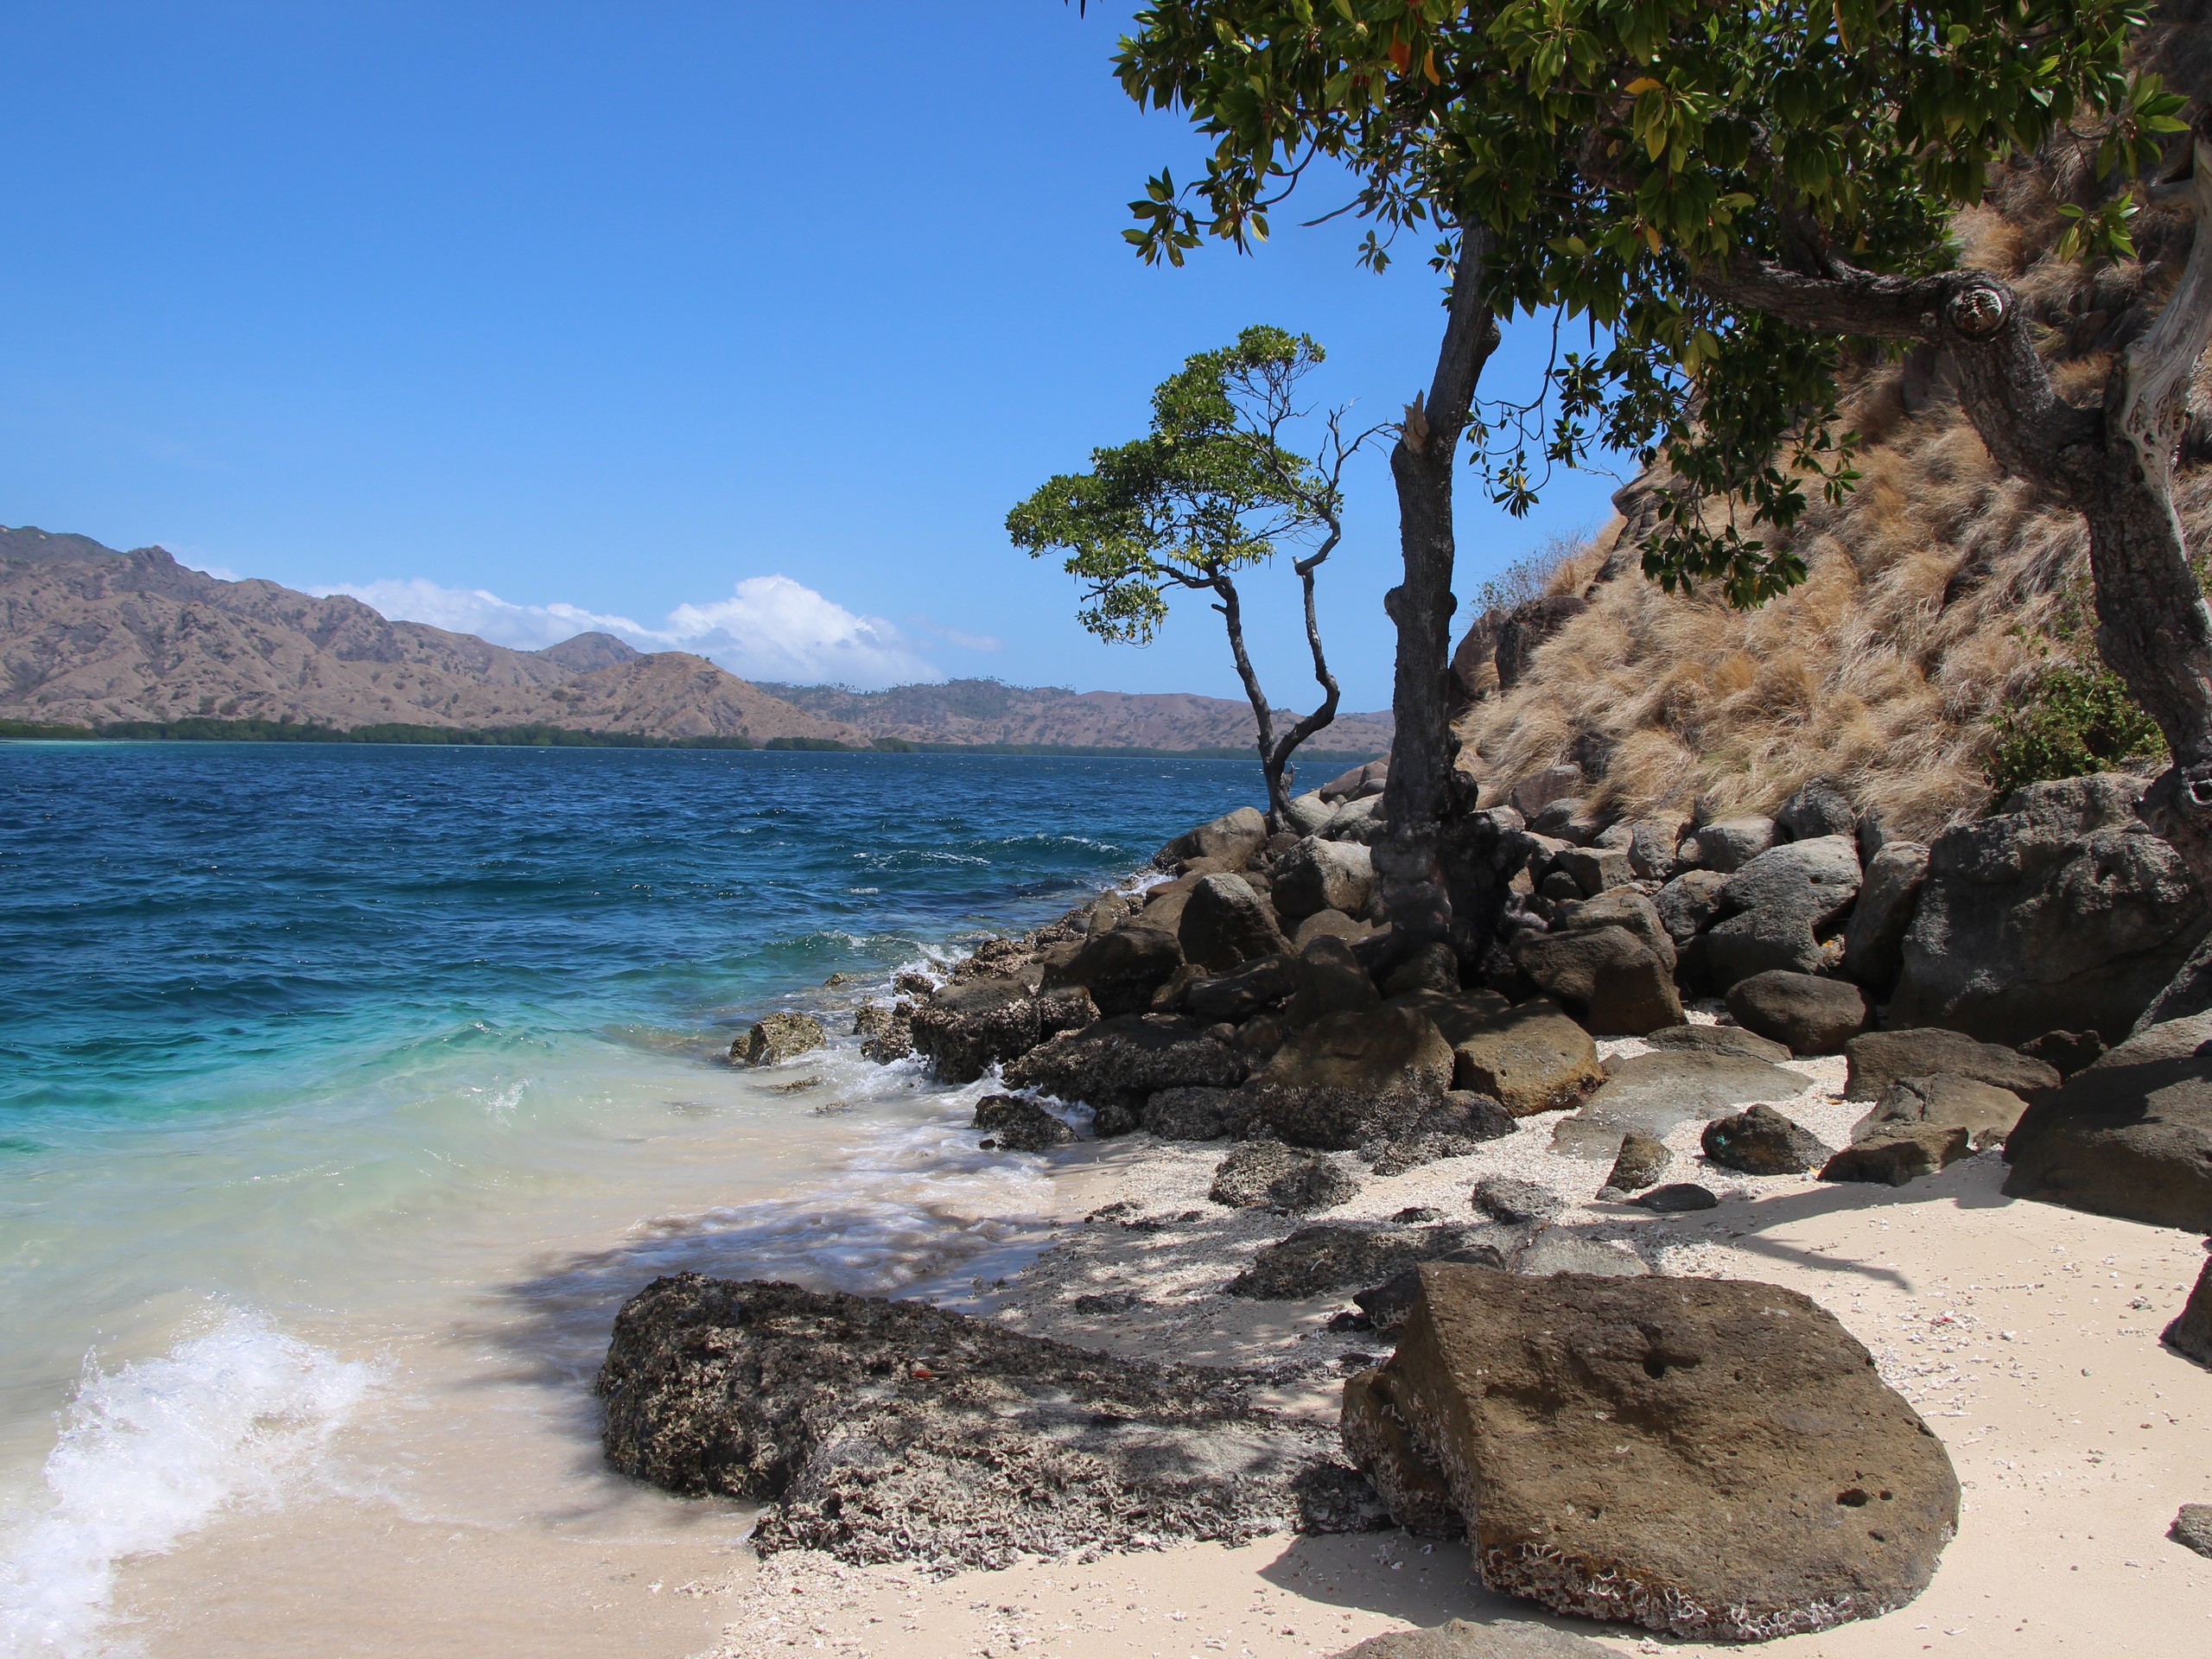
604,763,2212,1657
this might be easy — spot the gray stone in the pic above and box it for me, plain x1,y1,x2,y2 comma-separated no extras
1160,805,1268,871
2172,1503,2212,1559
1550,889,1676,975
1819,1125,1971,1186
1510,765,1586,819
1514,925,1681,1036
1273,836,1377,919
1652,868,1731,946
1842,841,1929,991
1634,1182,1719,1211
1341,1264,1959,1639
1287,791,1334,836
1599,1130,1672,1194
734,1011,828,1067
1891,773,2209,1044
1643,1023,1793,1064
1703,836,1864,988
1624,820,1681,883
1472,1177,1564,1225
1842,1028,2059,1101
1451,1000,1605,1115
1725,969,1871,1056
1551,1050,1813,1158
1225,1223,1479,1300
1513,1230,1649,1278
1179,874,1291,971
2001,1028,2212,1231
1210,1141,1357,1212
974,1094,1075,1152
1321,794,1388,843
597,1276,1382,1572
1184,953,1298,1024
1141,1085,1239,1141
1043,922,1184,1019
1852,1074,2026,1150
2165,1260,2212,1368
1361,1093,1517,1175
1002,1013,1249,1113
1693,815,1779,873
1777,781,1859,842
1701,1104,1832,1175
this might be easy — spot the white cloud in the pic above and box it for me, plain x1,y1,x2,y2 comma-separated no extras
317,573,940,690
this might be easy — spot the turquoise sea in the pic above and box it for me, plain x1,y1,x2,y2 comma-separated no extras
0,742,1268,1656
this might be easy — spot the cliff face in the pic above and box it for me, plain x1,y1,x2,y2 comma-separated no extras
0,528,867,744
760,677,1394,757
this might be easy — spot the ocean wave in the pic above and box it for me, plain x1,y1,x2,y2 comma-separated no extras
0,1307,377,1657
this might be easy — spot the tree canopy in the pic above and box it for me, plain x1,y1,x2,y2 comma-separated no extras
1111,0,2186,603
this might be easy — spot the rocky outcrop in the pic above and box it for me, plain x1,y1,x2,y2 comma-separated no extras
1182,953,1298,1024
1179,874,1290,970
1002,1014,1249,1127
909,980,1097,1084
1725,970,1870,1056
2002,1019,2212,1231
1043,924,1184,1018
1340,1264,1960,1639
734,1012,828,1066
974,1094,1074,1152
597,1275,1383,1567
1225,1223,1486,1300
1842,841,1929,991
1890,775,2209,1044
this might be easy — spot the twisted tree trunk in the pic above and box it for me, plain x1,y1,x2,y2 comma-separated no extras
1376,226,1502,951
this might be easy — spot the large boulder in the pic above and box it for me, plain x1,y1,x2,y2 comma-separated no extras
597,1276,1382,1569
2001,1019,2212,1230
1652,869,1730,946
1210,1141,1359,1212
1320,758,1389,803
1701,1104,1833,1175
1691,816,1778,873
1841,841,1929,991
1549,889,1675,974
1551,1050,1813,1158
1273,836,1377,919
910,980,1100,1084
1384,985,1514,1046
1889,774,2210,1044
1286,791,1335,836
1357,1092,1518,1174
1160,805,1268,871
1340,1264,1960,1639
1701,836,1863,988
1851,1074,2026,1150
1321,794,1389,843
1183,952,1298,1024
1285,934,1385,1028
1179,874,1291,970
1141,1085,1240,1140
1842,1028,2058,1101
1820,1125,1973,1187
734,1011,827,1067
1293,908,1380,951
1261,1006,1455,1096
1450,1000,1605,1116
1514,925,1681,1036
1509,765,1586,819
1725,969,1870,1056
1043,923,1183,1019
1002,1014,1249,1120
1777,780,1858,842
1553,845,1635,896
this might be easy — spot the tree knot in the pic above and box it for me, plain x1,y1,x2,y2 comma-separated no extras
1946,280,2010,340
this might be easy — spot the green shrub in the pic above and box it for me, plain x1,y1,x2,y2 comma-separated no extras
1986,663,2164,799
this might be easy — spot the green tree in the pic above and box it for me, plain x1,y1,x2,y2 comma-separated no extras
1094,0,2212,946
1007,325,1380,826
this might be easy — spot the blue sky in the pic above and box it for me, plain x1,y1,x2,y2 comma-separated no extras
0,2,1620,708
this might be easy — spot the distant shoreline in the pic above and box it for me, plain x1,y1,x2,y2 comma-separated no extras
0,714,1383,763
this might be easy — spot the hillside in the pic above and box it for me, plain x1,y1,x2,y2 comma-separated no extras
0,528,867,744
756,677,1395,759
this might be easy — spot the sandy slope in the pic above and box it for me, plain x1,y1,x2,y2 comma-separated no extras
689,1040,2212,1659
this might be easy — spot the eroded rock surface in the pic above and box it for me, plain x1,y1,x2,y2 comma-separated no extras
1842,1029,2058,1101
2002,1021,2212,1231
1551,1050,1811,1158
735,1011,827,1067
597,1275,1383,1569
1340,1263,1959,1639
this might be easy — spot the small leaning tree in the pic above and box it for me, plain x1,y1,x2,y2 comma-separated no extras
1007,325,1381,829
1101,0,2212,950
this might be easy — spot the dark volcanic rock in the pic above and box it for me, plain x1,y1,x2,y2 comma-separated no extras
1842,1028,2058,1102
1471,1177,1564,1225
1701,836,1863,988
2002,1023,2212,1231
1261,1006,1455,1096
910,980,1097,1084
1777,781,1859,842
1359,1092,1516,1175
1225,1224,1480,1300
1179,874,1291,971
973,1094,1074,1152
1340,1263,1960,1639
1513,925,1681,1036
1209,1141,1358,1213
2021,1029,2107,1078
1819,1125,1971,1187
1002,1014,1249,1113
1273,836,1377,920
1851,1075,2025,1150
2164,1259,2212,1368
596,1275,1383,1568
735,1011,828,1067
1599,1130,1672,1195
1653,869,1730,946
1725,970,1870,1057
1043,924,1185,1019
1160,805,1268,871
1701,1104,1833,1175
1842,841,1929,992
1184,953,1298,1024
1635,1183,1719,1212
1141,1085,1239,1141
1890,774,2209,1044
1285,933,1384,1028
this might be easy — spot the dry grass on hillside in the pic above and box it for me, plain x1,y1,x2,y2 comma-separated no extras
1452,195,2212,842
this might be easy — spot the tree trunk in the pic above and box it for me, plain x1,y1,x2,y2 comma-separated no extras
1375,227,1502,950
1211,575,1294,830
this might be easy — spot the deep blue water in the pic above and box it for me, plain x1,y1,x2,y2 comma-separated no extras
0,743,1260,1147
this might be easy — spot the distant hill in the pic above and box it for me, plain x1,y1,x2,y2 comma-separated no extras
755,677,1394,760
0,527,864,744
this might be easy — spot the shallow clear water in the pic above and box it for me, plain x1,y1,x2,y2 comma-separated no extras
0,742,1267,1656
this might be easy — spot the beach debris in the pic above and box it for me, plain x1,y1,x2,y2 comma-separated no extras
734,1011,827,1067
1598,1130,1671,1198
1471,1177,1563,1226
1724,969,1870,1057
1633,1183,1719,1213
1701,1104,1833,1176
1340,1262,1960,1639
596,1274,1385,1570
972,1093,1073,1153
2162,1258,2212,1368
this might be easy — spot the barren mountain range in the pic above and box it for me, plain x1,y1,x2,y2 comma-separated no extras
0,525,1394,756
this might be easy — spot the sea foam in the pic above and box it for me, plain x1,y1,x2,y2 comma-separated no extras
0,1307,375,1656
